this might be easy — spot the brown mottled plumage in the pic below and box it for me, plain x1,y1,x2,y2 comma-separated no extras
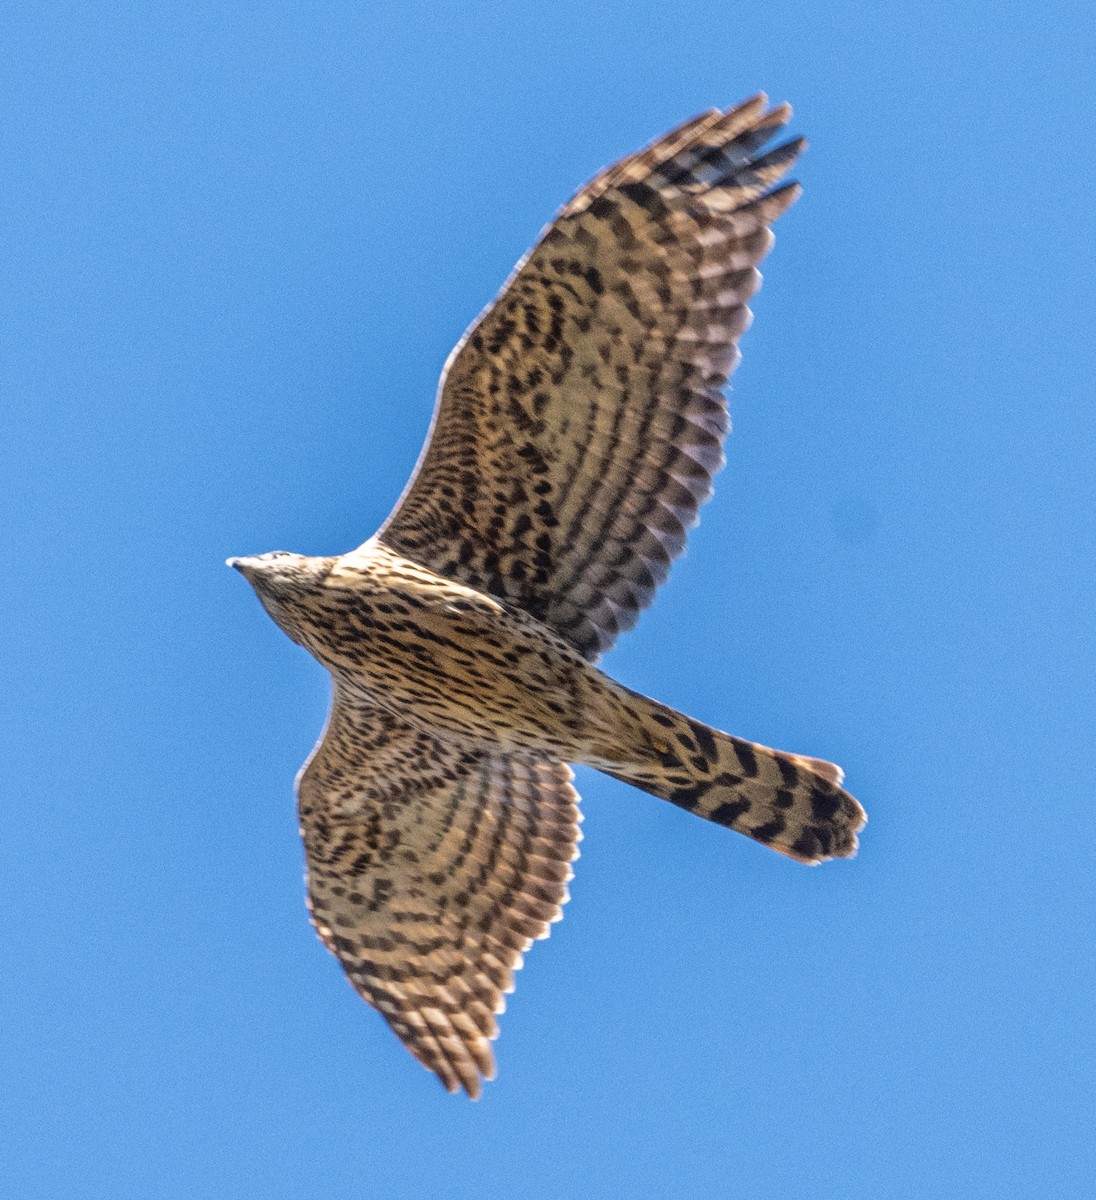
229,96,866,1098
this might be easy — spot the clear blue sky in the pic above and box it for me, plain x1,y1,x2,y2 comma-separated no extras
3,2,1093,1197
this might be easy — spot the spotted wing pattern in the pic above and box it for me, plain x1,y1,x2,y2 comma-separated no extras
296,691,581,1097
380,95,804,659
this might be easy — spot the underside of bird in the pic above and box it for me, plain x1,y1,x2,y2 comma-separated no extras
232,94,867,1099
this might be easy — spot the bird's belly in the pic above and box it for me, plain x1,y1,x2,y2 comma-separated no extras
312,590,599,759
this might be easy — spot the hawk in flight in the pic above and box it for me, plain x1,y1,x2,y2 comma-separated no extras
230,95,866,1098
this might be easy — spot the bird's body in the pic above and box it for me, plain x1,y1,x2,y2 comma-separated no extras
231,96,866,1097
243,542,614,759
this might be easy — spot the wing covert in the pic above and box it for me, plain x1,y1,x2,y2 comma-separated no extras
379,95,804,658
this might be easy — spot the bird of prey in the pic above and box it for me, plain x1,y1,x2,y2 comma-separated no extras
229,95,866,1098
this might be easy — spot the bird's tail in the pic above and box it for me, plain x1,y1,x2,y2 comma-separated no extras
595,688,866,864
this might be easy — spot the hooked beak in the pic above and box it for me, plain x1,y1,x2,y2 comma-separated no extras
226,556,259,576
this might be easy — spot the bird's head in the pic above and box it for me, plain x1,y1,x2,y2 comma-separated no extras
227,551,337,644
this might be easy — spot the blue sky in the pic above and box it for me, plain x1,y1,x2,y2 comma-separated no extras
3,2,1094,1197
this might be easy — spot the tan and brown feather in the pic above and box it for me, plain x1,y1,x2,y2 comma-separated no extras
298,693,580,1097
379,94,803,659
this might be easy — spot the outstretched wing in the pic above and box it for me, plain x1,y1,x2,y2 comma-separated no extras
296,691,581,1098
379,95,803,659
